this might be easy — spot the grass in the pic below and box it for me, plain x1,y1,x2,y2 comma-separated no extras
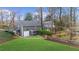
0,36,79,51
0,31,13,40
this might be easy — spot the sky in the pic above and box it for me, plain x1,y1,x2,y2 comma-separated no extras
0,7,48,21
0,7,48,16
0,7,36,15
0,7,79,21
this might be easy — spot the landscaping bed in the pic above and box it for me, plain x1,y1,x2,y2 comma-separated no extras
46,36,74,45
42,31,79,46
37,29,73,45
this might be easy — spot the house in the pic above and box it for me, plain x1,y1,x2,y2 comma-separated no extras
15,20,41,36
15,20,53,37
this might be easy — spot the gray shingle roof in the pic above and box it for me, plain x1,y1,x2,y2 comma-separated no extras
16,20,41,27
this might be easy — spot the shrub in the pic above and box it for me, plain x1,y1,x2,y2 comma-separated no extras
5,31,15,35
37,29,52,35
58,34,65,38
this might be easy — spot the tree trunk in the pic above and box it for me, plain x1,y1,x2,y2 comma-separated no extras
59,7,62,30
70,7,73,40
39,7,43,30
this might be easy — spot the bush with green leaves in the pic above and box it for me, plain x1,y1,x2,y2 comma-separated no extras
37,29,52,35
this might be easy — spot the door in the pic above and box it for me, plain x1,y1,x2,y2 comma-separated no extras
24,31,30,37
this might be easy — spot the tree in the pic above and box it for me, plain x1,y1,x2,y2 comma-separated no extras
0,10,4,28
59,7,62,25
24,13,33,21
61,15,70,27
47,7,57,32
48,7,53,31
47,7,63,32
69,7,75,40
37,7,43,30
45,14,51,21
8,11,16,31
69,7,77,40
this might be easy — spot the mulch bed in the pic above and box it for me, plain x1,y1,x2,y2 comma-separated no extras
44,36,79,47
46,37,73,45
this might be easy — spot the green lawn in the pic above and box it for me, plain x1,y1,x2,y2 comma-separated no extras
0,31,13,40
0,36,79,51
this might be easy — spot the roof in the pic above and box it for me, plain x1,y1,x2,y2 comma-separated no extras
16,20,41,27
15,20,54,29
